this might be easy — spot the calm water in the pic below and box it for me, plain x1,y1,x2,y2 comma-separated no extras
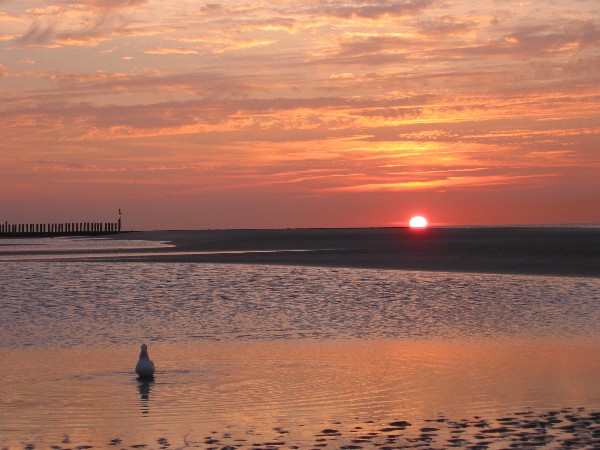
1,238,599,449
0,236,170,253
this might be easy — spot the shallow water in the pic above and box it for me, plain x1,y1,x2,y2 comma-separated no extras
0,249,599,448
0,236,170,252
1,262,599,347
1,338,599,449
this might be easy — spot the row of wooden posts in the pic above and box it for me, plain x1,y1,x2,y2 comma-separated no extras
1,220,121,236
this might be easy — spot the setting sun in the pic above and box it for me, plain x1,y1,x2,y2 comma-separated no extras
409,216,428,228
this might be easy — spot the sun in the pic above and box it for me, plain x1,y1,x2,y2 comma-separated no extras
409,215,428,228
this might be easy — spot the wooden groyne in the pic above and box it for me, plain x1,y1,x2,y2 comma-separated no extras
1,219,121,238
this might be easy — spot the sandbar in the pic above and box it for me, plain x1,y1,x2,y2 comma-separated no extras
102,227,600,277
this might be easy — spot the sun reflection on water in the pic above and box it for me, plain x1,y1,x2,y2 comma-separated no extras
0,259,599,449
1,338,599,449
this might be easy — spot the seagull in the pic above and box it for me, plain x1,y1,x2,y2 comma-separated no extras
135,343,155,379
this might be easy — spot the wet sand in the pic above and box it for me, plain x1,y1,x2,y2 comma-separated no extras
103,227,600,277
25,407,600,449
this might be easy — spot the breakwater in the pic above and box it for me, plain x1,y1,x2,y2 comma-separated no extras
1,220,121,237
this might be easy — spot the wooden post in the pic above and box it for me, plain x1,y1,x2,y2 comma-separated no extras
0,217,124,236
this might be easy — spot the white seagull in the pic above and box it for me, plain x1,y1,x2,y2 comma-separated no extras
135,343,155,379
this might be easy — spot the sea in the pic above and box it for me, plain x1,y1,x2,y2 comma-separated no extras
1,235,599,449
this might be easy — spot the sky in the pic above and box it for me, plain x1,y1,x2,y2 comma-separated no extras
1,0,599,230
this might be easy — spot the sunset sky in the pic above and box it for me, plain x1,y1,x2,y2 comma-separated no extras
1,0,599,229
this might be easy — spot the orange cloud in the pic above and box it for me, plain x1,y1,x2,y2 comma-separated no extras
144,47,200,55
327,174,554,192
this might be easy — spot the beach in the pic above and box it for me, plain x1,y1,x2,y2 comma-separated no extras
99,227,600,277
1,228,599,449
3,227,599,277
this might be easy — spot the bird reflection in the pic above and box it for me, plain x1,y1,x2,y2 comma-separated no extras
137,378,154,416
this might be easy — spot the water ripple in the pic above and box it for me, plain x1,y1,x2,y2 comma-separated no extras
0,262,598,348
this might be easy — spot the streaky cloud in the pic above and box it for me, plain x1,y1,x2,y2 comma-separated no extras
14,22,55,46
313,0,435,19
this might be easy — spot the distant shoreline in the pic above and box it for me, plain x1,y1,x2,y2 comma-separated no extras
100,227,600,277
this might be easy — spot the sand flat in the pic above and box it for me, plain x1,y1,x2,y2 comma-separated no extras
101,227,600,277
